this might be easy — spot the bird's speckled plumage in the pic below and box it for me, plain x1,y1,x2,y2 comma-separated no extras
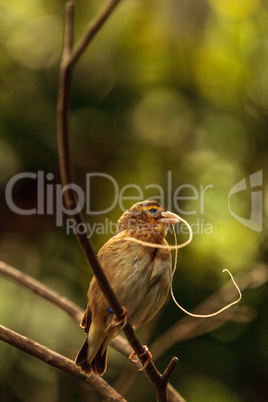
75,200,179,376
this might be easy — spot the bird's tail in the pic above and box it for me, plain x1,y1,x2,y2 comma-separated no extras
75,339,107,375
75,336,108,376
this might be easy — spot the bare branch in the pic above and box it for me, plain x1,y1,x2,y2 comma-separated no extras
0,259,127,351
57,2,127,322
0,260,83,323
56,2,180,401
0,325,126,402
0,259,184,401
63,1,74,56
163,357,179,382
70,0,123,66
2,260,263,402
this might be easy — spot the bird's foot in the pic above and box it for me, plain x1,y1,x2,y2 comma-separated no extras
129,345,152,371
111,306,129,330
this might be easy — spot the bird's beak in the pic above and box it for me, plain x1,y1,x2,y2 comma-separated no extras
160,211,181,226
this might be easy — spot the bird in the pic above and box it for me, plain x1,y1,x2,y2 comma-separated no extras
75,200,180,376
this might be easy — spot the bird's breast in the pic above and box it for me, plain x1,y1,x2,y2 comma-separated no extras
98,236,172,328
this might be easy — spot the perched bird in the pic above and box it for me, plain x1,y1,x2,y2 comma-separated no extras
75,200,180,376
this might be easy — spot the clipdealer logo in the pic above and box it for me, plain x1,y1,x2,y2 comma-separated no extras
228,170,263,232
4,170,263,235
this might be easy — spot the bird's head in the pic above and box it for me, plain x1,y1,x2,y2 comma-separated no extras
116,200,180,239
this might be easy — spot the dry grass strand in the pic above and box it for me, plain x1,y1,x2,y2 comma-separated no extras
126,215,242,318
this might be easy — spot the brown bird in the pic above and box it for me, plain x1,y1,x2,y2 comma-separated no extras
75,200,180,376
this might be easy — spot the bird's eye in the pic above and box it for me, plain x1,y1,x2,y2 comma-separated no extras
149,207,158,214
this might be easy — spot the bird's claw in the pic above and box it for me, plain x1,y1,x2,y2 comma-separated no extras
111,306,129,329
129,345,152,371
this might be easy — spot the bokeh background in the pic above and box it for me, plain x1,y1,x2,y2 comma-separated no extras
0,0,267,401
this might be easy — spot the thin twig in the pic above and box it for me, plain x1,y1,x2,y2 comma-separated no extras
0,325,126,402
163,357,179,382
57,2,126,321
70,0,123,66
155,357,181,402
64,2,74,56
56,2,179,401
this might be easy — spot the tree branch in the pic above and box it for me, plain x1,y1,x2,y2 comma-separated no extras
0,257,129,354
0,259,128,356
56,2,179,401
57,1,127,322
1,262,265,401
70,0,123,66
0,260,184,402
0,325,126,402
0,260,83,323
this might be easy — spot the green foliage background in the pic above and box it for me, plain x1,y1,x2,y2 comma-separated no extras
0,0,267,401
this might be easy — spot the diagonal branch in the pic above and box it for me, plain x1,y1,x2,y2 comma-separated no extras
57,1,127,322
0,260,185,402
1,261,265,400
0,325,126,402
70,0,123,66
0,259,129,357
56,2,179,402
0,260,83,323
